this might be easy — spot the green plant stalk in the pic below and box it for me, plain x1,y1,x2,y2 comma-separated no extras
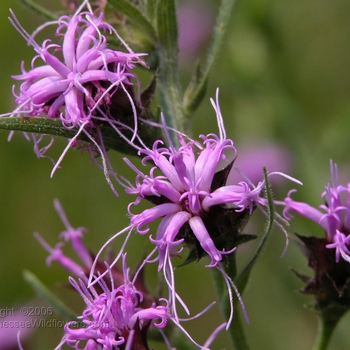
211,168,275,349
108,0,157,42
312,316,339,350
230,298,250,350
211,254,250,350
0,117,162,156
225,254,250,350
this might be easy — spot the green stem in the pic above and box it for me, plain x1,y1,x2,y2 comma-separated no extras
211,168,273,349
230,299,250,350
312,317,339,350
225,255,250,350
212,254,250,350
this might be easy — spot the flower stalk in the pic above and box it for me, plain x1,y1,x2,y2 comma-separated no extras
312,316,341,350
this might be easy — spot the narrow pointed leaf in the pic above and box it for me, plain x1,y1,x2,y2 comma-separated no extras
156,0,186,136
234,167,275,293
156,0,178,59
146,0,157,23
23,270,77,321
0,117,160,156
183,0,236,115
18,0,59,20
108,0,157,42
183,61,205,115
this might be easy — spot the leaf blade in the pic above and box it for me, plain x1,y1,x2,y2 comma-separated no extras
108,0,157,42
183,0,236,115
156,0,186,137
23,270,77,321
0,117,161,157
234,167,275,293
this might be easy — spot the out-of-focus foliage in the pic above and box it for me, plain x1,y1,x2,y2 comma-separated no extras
1,0,350,349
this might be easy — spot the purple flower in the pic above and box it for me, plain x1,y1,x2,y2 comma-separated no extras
284,162,350,315
6,0,147,184
105,89,291,325
35,199,92,276
87,90,297,327
10,0,146,130
35,200,223,349
55,255,171,350
284,160,350,263
58,255,217,350
125,90,267,269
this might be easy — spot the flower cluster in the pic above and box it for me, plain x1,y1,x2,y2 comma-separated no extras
3,0,350,348
37,201,224,350
55,255,172,350
283,161,350,316
7,0,148,182
11,0,146,130
126,91,268,266
4,2,304,348
284,161,350,263
90,90,291,326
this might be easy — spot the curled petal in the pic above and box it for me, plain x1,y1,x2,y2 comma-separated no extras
131,203,181,234
189,216,223,267
283,190,324,227
326,230,350,263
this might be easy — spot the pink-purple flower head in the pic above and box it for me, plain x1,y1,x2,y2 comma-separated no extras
58,254,219,350
56,255,170,350
125,90,291,272
9,0,146,130
284,160,350,263
88,90,297,328
117,90,291,326
6,0,147,185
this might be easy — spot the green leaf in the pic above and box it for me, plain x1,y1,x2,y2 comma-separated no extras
156,0,186,138
0,117,77,139
234,167,275,293
183,61,206,115
108,0,157,43
23,270,77,321
156,0,178,60
18,0,59,20
0,117,160,157
146,0,157,23
211,254,250,350
183,0,236,115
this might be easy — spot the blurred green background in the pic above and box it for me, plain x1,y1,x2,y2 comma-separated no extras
1,0,350,349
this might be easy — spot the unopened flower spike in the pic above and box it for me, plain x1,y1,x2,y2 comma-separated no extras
4,0,148,193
